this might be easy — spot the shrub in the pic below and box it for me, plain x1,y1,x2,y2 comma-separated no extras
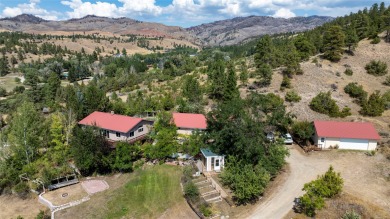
220,156,271,204
360,91,386,116
199,203,213,217
184,181,199,202
365,60,388,76
342,210,361,219
0,87,6,97
183,166,193,182
285,90,301,102
384,76,390,86
300,191,325,217
309,92,351,118
299,166,343,216
280,76,292,90
291,121,314,146
35,210,50,219
344,82,367,104
344,68,353,76
13,86,25,94
14,77,21,83
13,182,29,199
383,90,390,110
370,37,380,44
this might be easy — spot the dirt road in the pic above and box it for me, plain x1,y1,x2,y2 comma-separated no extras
247,145,329,219
247,145,390,219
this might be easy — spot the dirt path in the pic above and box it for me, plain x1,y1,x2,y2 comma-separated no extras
247,145,329,219
247,145,390,219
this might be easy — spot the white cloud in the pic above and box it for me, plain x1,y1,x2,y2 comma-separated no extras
1,0,388,25
1,0,60,20
61,0,119,18
60,0,162,19
273,8,296,18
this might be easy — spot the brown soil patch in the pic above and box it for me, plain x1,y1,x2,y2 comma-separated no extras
0,195,47,219
42,183,88,206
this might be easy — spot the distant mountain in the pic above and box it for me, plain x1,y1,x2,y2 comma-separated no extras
0,14,198,43
187,15,334,46
0,14,47,24
0,14,333,47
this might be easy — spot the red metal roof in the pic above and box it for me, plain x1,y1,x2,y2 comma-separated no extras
314,120,380,140
172,113,207,129
78,111,143,133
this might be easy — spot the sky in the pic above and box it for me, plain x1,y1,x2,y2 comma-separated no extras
0,0,389,27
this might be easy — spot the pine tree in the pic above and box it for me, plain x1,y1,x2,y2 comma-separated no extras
208,55,226,100
254,35,273,66
0,53,10,76
360,91,386,116
239,62,249,86
283,43,302,76
223,63,239,101
345,24,359,54
255,35,274,86
323,25,345,62
182,75,201,102
45,72,61,105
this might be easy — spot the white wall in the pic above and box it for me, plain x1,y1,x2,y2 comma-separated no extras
177,128,194,135
203,156,224,172
105,120,153,141
368,140,378,150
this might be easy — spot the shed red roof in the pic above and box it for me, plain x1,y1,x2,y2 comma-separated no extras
314,121,380,140
78,111,143,133
172,113,207,130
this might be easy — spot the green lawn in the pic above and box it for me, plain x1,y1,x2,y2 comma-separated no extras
103,165,183,219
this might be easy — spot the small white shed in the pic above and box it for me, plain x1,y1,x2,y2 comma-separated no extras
200,148,224,172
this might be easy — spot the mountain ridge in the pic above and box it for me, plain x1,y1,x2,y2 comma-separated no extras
0,14,333,46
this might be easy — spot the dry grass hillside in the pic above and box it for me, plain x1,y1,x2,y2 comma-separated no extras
242,37,390,135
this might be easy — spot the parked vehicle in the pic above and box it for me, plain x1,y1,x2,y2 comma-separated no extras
266,132,275,142
282,133,293,145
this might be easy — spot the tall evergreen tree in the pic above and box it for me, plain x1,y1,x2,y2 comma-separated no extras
323,25,345,62
223,64,239,101
345,24,359,54
208,55,226,99
255,35,274,86
0,52,10,76
45,72,61,105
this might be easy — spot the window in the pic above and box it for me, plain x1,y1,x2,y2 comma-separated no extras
102,130,109,138
130,131,134,137
215,159,219,167
116,132,121,137
321,138,325,143
138,127,144,132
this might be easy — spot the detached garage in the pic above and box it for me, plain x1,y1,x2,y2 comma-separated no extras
313,121,380,151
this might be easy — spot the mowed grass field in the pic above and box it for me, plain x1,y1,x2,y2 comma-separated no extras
103,165,183,219
57,164,189,219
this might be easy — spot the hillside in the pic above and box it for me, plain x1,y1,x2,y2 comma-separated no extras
0,14,332,47
187,15,333,46
242,36,390,133
0,14,198,44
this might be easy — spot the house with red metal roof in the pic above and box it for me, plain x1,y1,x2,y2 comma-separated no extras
313,121,380,150
78,111,153,143
172,113,207,135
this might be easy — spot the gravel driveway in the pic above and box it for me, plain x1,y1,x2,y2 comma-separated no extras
247,144,390,219
248,145,329,219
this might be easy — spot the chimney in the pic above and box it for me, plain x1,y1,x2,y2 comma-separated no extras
111,111,114,115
